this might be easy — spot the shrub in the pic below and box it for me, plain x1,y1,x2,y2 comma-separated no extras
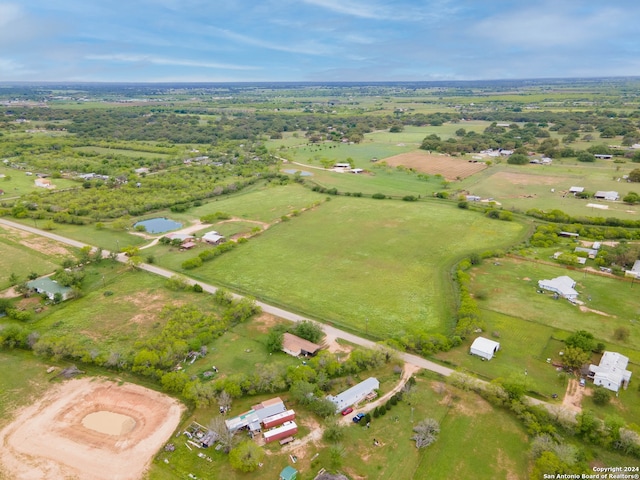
372,193,386,199
402,195,418,202
593,386,612,406
507,154,528,165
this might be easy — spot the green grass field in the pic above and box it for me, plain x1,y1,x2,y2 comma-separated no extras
74,146,171,159
0,225,72,289
0,167,79,197
169,195,525,337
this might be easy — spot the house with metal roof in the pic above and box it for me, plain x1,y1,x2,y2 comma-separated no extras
538,276,579,300
594,191,619,201
282,333,322,358
327,377,379,412
469,337,500,361
26,277,72,301
225,397,287,433
589,351,632,392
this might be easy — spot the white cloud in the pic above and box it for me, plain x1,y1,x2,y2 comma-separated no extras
0,3,21,27
209,28,333,55
85,54,260,70
301,0,458,22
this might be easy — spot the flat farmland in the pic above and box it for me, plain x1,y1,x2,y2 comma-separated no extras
182,197,526,337
468,257,640,358
459,162,639,218
381,150,487,180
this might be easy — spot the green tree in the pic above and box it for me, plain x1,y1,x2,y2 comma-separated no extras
577,151,596,163
565,330,597,352
507,153,528,165
592,386,612,406
562,346,591,370
229,441,264,472
629,168,640,182
292,320,324,343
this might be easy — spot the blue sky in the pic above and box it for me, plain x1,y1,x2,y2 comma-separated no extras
1,0,639,82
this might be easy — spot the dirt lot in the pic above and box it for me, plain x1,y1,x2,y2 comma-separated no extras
0,378,184,480
380,151,487,180
0,223,72,256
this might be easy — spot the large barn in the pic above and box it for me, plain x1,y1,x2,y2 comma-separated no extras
469,337,500,361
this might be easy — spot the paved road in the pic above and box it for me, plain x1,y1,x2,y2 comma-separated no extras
1,217,455,378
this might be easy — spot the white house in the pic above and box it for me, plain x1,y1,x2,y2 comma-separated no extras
327,377,379,412
589,351,632,392
202,231,225,245
594,191,619,201
469,337,500,361
625,259,640,279
538,276,579,300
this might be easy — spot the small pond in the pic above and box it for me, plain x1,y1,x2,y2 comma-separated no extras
133,217,182,234
283,169,313,176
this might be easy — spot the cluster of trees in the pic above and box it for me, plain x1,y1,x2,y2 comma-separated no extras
562,330,605,370
182,240,239,270
526,208,640,230
265,320,325,353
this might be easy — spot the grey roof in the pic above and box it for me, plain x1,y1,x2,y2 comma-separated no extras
327,377,379,411
26,277,72,297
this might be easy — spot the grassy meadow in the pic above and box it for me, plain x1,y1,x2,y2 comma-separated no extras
165,194,526,337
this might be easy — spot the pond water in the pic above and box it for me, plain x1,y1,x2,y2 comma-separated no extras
82,411,136,436
283,169,313,176
133,217,182,234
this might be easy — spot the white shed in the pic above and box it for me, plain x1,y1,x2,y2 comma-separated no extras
470,337,500,361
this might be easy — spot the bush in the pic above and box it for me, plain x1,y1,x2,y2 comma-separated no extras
577,152,596,163
181,257,203,270
507,153,528,165
372,193,386,199
192,283,203,293
592,386,612,406
402,195,418,202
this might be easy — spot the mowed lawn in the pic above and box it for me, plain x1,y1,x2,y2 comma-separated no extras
184,197,525,337
468,257,640,352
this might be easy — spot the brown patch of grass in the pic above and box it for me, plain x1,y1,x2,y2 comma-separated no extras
380,151,487,180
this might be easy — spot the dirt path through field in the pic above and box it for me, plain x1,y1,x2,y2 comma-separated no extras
562,379,585,412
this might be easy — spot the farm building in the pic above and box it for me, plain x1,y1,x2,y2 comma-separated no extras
225,397,288,433
264,421,298,444
351,168,364,174
202,231,225,245
34,178,53,188
466,195,481,202
262,410,296,429
625,260,640,279
280,466,298,480
26,277,72,301
327,377,379,412
589,351,632,392
594,154,613,159
594,191,619,201
569,186,584,194
469,337,500,361
574,247,598,258
559,231,579,238
333,163,351,169
282,333,322,358
538,276,579,300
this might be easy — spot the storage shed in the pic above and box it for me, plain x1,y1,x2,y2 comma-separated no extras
470,337,500,361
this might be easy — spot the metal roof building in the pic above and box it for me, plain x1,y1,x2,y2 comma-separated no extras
326,377,379,412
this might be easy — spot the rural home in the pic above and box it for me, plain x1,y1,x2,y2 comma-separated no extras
594,154,613,159
34,178,53,188
574,247,598,258
202,231,225,245
538,276,579,301
333,163,351,169
279,466,298,480
559,231,579,238
263,421,298,444
281,333,322,358
327,377,379,412
225,397,288,434
594,191,619,201
589,351,632,392
569,186,584,194
26,277,72,301
165,233,194,242
469,337,500,361
625,260,640,279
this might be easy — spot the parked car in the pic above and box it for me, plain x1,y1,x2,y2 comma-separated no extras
579,378,586,387
352,413,365,423
341,407,353,416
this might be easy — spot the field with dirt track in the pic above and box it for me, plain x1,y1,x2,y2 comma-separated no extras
0,378,183,480
380,151,487,180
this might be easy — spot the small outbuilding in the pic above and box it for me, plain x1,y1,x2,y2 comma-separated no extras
280,466,298,480
594,191,619,201
469,337,500,361
202,231,225,245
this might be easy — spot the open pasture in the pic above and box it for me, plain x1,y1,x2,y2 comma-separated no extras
183,196,525,337
468,257,640,358
74,145,172,159
0,224,71,289
381,150,487,180
0,166,78,197
459,161,639,218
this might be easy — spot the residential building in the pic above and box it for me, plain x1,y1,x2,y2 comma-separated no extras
538,276,579,300
327,377,379,412
589,351,632,392
26,277,72,301
282,333,322,358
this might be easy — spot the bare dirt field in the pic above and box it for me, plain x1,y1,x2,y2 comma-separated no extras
0,377,184,480
380,151,487,180
0,223,72,256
